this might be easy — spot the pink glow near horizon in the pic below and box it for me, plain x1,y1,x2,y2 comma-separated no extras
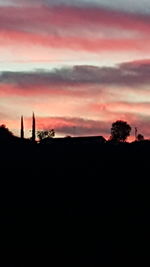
1,1,150,140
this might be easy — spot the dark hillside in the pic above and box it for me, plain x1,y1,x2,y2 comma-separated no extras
0,141,150,265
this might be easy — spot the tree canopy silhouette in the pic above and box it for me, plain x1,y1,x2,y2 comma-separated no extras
0,124,13,141
110,120,131,142
37,129,55,141
137,134,144,141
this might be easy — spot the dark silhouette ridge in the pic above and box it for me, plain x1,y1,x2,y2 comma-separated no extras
0,124,13,139
0,118,150,265
0,140,150,265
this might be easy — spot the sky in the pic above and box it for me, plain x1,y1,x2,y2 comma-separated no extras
1,0,150,140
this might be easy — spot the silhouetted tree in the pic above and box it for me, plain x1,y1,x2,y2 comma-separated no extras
110,120,131,142
21,116,24,139
37,129,55,141
32,112,36,142
137,134,144,141
0,124,13,138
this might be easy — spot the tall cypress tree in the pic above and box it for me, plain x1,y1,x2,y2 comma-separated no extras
21,115,24,139
32,112,36,142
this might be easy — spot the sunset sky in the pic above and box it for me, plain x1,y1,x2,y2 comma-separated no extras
1,0,150,140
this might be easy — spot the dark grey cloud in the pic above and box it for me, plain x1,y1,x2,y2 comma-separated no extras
9,0,150,15
39,113,150,138
35,114,150,138
1,61,150,92
36,116,110,136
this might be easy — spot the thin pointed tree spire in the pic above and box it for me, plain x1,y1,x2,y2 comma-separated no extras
32,112,36,142
21,115,24,139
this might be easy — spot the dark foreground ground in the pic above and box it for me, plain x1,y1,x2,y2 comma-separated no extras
0,141,150,266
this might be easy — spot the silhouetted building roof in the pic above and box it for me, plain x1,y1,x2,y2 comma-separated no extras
40,135,106,145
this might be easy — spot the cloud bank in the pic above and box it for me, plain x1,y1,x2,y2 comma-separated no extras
1,0,150,139
1,60,150,91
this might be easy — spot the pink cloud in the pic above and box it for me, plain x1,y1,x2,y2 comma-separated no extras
90,101,150,116
0,29,148,53
0,6,150,34
24,116,110,137
1,61,150,141
0,6,150,54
